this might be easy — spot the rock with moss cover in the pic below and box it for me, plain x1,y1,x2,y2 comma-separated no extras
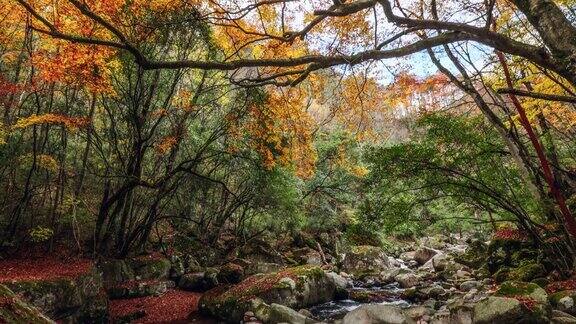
5,267,108,323
495,262,546,283
550,290,576,315
473,297,524,324
0,284,55,324
454,239,488,269
199,265,335,322
99,259,135,287
126,256,171,280
493,281,551,323
495,281,548,304
341,245,390,278
414,247,437,265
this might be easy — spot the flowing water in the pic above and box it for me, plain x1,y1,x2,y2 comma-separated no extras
309,282,412,321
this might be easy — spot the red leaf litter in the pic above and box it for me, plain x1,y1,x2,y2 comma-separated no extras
110,289,209,323
0,257,93,283
546,278,576,293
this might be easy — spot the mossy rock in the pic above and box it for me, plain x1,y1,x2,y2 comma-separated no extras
531,277,550,288
127,256,171,280
550,290,576,315
4,267,107,323
198,265,335,322
218,263,245,284
508,263,546,282
5,278,83,319
340,245,390,277
98,259,135,287
495,281,548,304
493,267,511,283
486,239,532,273
107,280,168,299
473,296,524,324
454,240,487,269
0,284,55,324
493,263,547,283
510,248,539,267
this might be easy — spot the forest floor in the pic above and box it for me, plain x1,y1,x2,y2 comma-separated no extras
108,289,208,323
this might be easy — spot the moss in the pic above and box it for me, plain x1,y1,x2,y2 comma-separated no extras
454,240,487,269
508,263,546,282
199,265,331,322
493,267,511,283
531,278,550,288
128,257,171,280
0,284,54,324
549,290,576,305
496,281,540,296
350,245,381,256
510,249,538,267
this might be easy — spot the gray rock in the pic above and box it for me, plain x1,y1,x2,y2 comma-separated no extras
341,246,390,277
178,272,206,291
552,310,576,324
342,304,414,324
473,296,524,324
107,280,168,299
269,304,314,324
246,262,283,275
414,247,437,265
326,272,350,290
459,280,480,292
404,305,433,320
399,251,416,262
431,254,450,272
395,273,419,288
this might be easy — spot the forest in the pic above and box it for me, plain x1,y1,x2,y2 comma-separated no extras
0,0,575,323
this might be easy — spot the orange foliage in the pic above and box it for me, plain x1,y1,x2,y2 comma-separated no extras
13,113,90,130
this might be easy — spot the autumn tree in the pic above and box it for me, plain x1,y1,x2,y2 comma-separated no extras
5,0,576,259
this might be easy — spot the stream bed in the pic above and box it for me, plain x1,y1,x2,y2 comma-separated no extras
309,282,412,321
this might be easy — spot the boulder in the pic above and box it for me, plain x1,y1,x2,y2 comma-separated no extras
126,256,171,280
218,263,245,284
169,255,185,279
454,239,487,269
404,305,433,321
199,265,335,322
5,267,108,322
399,251,416,263
395,273,419,288
326,272,350,299
0,284,55,324
178,272,211,292
268,303,314,324
550,290,576,315
505,263,547,282
107,280,169,299
342,304,414,324
473,296,524,324
552,310,576,324
491,281,551,323
414,247,437,265
341,246,390,278
99,259,135,287
459,280,480,292
495,281,548,304
431,254,450,272
245,262,284,275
